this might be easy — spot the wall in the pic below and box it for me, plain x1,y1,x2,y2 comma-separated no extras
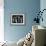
4,0,40,42
40,0,46,27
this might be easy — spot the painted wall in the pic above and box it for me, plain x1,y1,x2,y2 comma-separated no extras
40,0,46,27
4,0,40,42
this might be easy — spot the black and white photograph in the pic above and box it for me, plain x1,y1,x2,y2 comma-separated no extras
11,14,25,25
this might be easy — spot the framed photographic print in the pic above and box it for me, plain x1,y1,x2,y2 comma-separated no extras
11,14,25,25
